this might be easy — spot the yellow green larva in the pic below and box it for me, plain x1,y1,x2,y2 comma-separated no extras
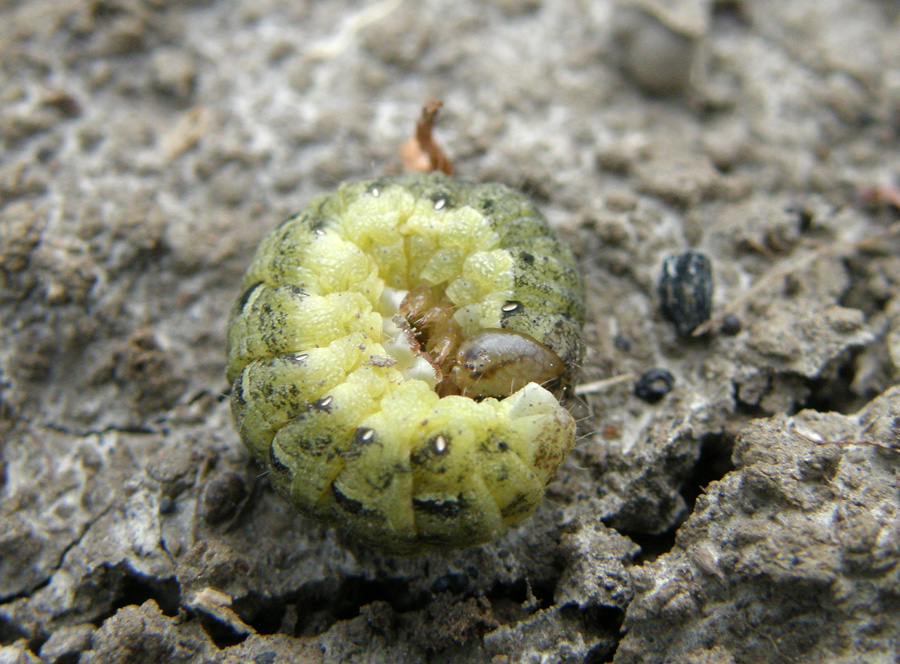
226,171,585,554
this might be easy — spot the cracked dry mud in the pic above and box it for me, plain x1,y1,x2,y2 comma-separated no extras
2,1,900,662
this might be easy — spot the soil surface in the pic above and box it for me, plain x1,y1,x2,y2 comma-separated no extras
2,0,900,662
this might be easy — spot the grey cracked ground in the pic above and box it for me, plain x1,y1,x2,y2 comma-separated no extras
1,0,899,662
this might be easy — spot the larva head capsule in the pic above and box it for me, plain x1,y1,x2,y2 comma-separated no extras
226,171,585,554
449,329,566,399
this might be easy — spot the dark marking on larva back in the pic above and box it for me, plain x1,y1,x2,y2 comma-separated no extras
283,283,307,299
412,494,467,518
231,376,246,408
499,492,532,519
275,214,298,231
332,483,383,518
268,442,291,475
238,281,264,312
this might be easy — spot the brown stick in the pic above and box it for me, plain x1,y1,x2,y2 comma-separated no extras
399,100,454,175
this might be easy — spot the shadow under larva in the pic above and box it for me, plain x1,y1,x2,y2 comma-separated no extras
225,171,585,554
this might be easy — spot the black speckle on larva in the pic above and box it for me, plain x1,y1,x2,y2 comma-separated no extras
226,171,585,554
268,442,291,475
231,375,246,407
238,282,264,312
413,494,468,519
332,483,382,518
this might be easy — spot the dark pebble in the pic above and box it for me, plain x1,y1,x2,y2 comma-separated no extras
720,314,742,335
254,652,278,664
634,369,675,403
658,251,713,336
613,335,632,352
202,473,248,524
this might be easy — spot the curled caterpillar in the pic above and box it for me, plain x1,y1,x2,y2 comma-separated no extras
226,171,585,554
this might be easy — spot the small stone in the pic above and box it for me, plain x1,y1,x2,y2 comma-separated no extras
659,251,714,336
39,624,94,664
720,314,742,336
634,368,675,403
201,473,247,524
0,642,41,664
611,1,709,95
614,335,633,352
150,49,198,104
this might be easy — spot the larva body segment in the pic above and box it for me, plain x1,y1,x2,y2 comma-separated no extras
226,172,584,554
